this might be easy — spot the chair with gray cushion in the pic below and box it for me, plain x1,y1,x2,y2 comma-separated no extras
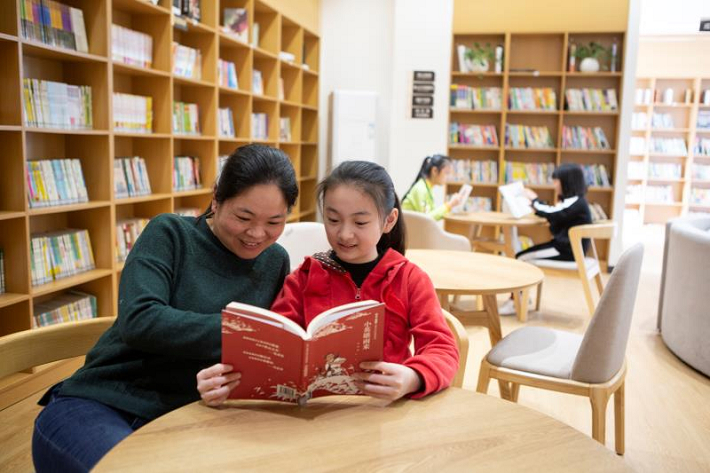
276,222,330,272
402,210,471,251
477,243,644,454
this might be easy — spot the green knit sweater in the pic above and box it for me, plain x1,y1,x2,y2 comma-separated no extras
57,213,290,420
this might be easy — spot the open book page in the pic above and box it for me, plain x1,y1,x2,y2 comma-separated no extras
451,184,473,214
225,302,306,337
499,181,533,218
306,300,382,337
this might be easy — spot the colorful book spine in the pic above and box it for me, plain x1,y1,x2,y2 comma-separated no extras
218,108,235,138
111,24,153,68
33,290,97,328
30,229,95,286
23,79,92,130
449,85,502,110
114,157,152,198
505,162,556,185
173,156,202,191
113,93,153,133
172,101,201,135
561,126,610,150
116,218,151,262
20,1,87,53
449,123,499,147
565,88,618,111
251,113,268,140
450,159,498,184
504,125,554,149
580,164,612,187
218,59,239,89
26,158,89,208
172,42,202,79
279,117,291,141
508,87,557,111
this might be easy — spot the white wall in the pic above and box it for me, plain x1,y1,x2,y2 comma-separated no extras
640,0,709,35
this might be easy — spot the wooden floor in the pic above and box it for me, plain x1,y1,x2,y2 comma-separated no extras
1,225,709,472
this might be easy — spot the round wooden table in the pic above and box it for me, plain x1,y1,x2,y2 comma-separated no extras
95,388,630,472
444,211,548,258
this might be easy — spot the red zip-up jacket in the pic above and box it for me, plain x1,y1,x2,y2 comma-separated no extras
270,249,459,398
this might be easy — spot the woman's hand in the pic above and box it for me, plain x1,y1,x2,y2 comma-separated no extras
353,362,422,401
523,188,538,201
196,363,241,407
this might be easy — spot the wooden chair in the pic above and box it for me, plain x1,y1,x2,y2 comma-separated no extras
276,222,331,272
525,221,616,316
477,243,643,454
0,318,114,470
442,309,469,388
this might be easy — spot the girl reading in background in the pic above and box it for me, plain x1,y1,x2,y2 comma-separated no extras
401,154,463,221
198,160,459,404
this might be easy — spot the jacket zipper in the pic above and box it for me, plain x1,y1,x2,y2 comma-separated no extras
355,286,361,300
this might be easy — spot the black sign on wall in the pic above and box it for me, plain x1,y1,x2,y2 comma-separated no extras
411,70,435,119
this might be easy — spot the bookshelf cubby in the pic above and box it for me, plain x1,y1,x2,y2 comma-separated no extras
626,76,710,223
0,0,319,407
448,31,624,260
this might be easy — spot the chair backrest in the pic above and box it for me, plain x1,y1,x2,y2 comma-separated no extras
570,243,643,383
0,317,115,379
276,222,330,271
402,211,471,251
442,310,469,388
569,221,616,275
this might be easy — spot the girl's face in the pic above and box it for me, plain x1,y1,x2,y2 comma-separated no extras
429,163,451,186
210,183,288,259
553,179,562,199
323,184,398,264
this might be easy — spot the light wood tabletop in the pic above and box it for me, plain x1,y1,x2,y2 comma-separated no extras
95,388,630,472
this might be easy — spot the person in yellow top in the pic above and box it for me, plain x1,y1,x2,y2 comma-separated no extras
401,154,463,221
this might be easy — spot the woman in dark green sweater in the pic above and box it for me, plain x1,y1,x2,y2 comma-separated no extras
32,144,299,473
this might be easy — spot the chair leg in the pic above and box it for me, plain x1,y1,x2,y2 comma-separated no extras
614,381,625,455
510,383,520,403
594,273,604,296
590,388,610,446
581,276,596,316
476,359,492,394
517,287,530,323
535,281,543,311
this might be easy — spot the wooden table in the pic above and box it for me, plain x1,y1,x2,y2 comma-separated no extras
445,211,548,258
95,388,630,472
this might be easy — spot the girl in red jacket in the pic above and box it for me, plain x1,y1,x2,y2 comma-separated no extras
198,161,459,404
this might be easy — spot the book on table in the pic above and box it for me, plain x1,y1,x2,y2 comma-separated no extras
499,181,533,218
222,300,385,404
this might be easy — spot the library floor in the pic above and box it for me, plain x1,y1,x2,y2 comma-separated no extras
1,226,709,472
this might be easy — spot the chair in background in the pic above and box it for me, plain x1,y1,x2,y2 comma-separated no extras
476,243,643,454
402,211,471,251
442,309,469,388
526,221,615,316
276,222,330,271
0,317,115,470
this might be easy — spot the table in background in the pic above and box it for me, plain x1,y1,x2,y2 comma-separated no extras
95,388,630,472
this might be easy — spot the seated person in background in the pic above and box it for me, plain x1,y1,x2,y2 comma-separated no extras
401,154,463,221
500,163,592,315
198,160,460,405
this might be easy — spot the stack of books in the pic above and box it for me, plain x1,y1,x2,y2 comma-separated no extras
505,125,554,149
279,117,291,141
114,157,151,199
111,25,152,68
26,159,89,208
33,291,97,328
449,86,502,110
561,126,610,150
172,101,200,135
23,79,93,130
116,218,150,262
581,164,611,187
172,42,202,79
252,113,268,140
173,156,201,191
218,59,239,89
650,138,687,156
30,229,95,286
113,93,153,133
651,113,675,129
218,108,235,137
648,163,682,180
449,123,499,147
504,162,555,185
508,87,557,111
20,1,88,53
565,88,618,111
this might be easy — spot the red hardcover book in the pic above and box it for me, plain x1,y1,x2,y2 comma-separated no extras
222,299,385,404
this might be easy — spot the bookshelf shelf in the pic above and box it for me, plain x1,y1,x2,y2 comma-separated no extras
253,47,278,60
506,110,560,115
563,111,620,116
566,72,622,77
508,72,563,77
302,68,318,77
21,41,108,64
651,128,690,133
0,33,18,43
115,193,173,205
25,129,109,136
173,76,214,88
449,145,500,151
0,125,21,132
452,72,503,78
561,149,617,154
174,18,216,35
503,147,558,153
112,62,171,78
31,269,114,298
653,103,693,109
0,293,29,310
28,201,112,217
450,108,502,114
0,211,25,221
113,0,171,15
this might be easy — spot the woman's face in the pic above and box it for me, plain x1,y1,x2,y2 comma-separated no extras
210,183,288,259
430,163,451,186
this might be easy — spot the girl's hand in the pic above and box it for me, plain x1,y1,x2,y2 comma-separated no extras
353,361,422,401
196,363,241,407
523,188,538,200
447,193,463,209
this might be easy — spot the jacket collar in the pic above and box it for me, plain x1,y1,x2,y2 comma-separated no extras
308,248,408,286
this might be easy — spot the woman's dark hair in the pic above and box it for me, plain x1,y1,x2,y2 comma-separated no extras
202,144,298,217
402,154,452,201
317,160,406,255
552,163,587,199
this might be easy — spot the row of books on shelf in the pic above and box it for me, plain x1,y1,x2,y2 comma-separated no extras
696,138,710,157
699,111,710,129
453,197,493,213
504,162,555,185
30,229,95,286
112,24,152,69
449,123,499,147
173,101,200,135
252,70,264,95
173,156,202,191
20,0,88,53
218,59,239,89
218,108,235,138
115,157,152,199
23,79,93,130
449,160,498,184
627,162,684,180
116,218,150,262
27,159,89,208
693,164,710,180
690,188,710,206
581,164,611,187
565,88,618,112
508,88,556,111
0,249,4,295
626,184,674,204
504,125,554,149
252,113,269,140
173,0,201,22
635,88,709,106
34,290,97,328
629,137,689,156
113,93,153,134
173,42,202,80
279,118,292,142
450,86,502,110
560,126,610,150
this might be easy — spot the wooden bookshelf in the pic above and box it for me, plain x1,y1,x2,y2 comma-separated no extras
447,32,624,260
625,76,710,224
0,0,319,407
